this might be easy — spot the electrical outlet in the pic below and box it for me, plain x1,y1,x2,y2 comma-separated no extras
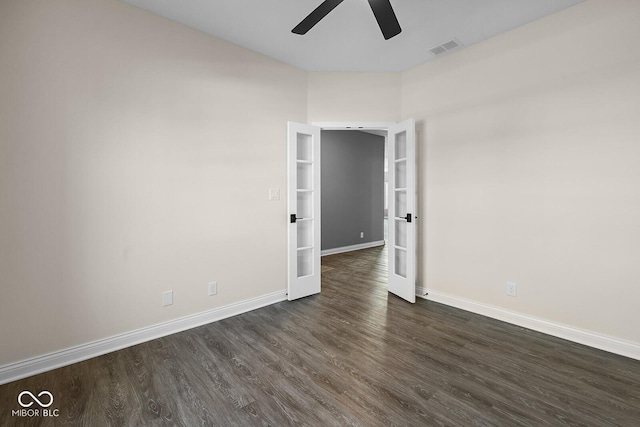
208,281,218,296
360,232,364,239
162,290,173,306
506,282,517,297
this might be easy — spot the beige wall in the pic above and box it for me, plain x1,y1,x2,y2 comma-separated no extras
0,0,306,365
307,72,401,123
402,0,640,343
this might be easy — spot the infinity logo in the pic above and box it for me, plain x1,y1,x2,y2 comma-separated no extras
18,391,54,408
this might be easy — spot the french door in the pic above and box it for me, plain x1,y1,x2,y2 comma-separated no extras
387,119,416,303
287,122,321,300
287,120,416,303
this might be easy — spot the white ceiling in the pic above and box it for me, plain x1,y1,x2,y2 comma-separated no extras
121,0,584,72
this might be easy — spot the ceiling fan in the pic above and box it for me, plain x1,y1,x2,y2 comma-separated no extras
292,0,402,40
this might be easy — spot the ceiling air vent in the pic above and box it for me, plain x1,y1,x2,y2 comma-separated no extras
429,46,447,55
429,38,463,56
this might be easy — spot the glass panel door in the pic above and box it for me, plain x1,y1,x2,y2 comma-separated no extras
388,119,416,303
287,123,321,300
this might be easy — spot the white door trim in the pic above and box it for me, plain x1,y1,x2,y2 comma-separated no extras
311,121,396,130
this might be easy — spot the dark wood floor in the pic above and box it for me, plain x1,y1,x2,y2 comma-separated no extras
2,246,640,426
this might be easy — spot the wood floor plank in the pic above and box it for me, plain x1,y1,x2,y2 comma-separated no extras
1,245,639,426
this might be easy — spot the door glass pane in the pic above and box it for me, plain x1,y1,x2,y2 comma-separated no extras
395,219,407,249
395,160,406,189
297,248,313,278
297,134,312,161
297,163,312,190
395,248,407,278
297,191,313,219
395,131,407,159
394,190,407,218
297,220,313,248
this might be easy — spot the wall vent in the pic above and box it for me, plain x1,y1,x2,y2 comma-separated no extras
429,38,463,56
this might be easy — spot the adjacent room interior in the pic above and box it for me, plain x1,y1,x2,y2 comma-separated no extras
321,129,386,256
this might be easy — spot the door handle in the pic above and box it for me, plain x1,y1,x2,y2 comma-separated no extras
290,214,305,223
401,213,412,223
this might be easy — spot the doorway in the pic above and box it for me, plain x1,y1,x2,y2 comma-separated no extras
287,120,416,302
319,129,386,257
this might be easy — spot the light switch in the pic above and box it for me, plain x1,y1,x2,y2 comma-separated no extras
268,189,280,201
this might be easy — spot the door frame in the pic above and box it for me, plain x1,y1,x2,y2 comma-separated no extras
312,122,396,131
311,121,396,253
311,121,416,294
288,120,417,300
311,121,396,247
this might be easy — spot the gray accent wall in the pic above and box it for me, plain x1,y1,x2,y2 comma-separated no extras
321,130,385,251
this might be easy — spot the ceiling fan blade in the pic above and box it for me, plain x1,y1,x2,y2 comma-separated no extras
292,0,345,35
367,0,402,40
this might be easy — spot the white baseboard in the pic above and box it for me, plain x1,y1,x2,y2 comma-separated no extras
321,240,385,256
417,287,640,361
0,290,287,385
